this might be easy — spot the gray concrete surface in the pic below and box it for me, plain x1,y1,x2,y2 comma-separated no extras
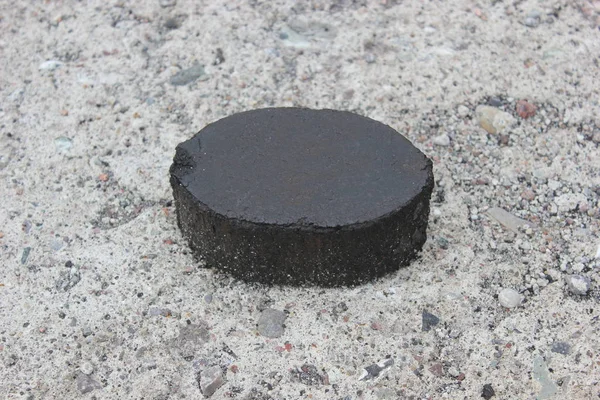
1,0,599,399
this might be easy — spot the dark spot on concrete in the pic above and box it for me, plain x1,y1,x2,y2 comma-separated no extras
422,311,440,332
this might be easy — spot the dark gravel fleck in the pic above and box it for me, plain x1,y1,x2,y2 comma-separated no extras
164,17,180,30
21,247,31,264
488,97,503,107
422,311,440,332
291,364,325,386
551,341,571,355
359,358,394,381
482,383,495,399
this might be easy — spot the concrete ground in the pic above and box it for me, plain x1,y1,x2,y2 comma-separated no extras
1,0,599,399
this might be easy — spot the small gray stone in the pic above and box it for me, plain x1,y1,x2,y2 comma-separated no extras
174,323,210,360
524,16,540,27
432,133,450,146
457,105,470,117
55,137,73,152
422,311,440,332
198,366,225,397
164,17,180,30
524,11,541,28
487,207,534,233
436,236,449,249
82,326,93,337
533,355,558,399
258,308,287,338
488,97,503,107
364,53,376,63
554,193,586,213
39,60,63,71
159,0,176,7
76,373,102,394
551,341,571,355
170,63,208,86
50,238,64,251
21,247,31,264
279,25,311,49
566,275,591,295
498,288,521,308
80,362,94,375
482,383,495,399
148,307,172,317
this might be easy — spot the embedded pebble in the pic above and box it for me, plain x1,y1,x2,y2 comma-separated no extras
50,238,64,251
475,105,516,134
516,100,537,119
364,53,376,63
76,373,102,394
164,17,180,30
498,288,521,308
279,25,311,49
566,275,590,295
457,105,470,117
524,16,540,27
551,341,571,355
54,137,73,152
21,247,31,264
422,311,440,331
170,63,208,86
482,383,495,399
258,308,286,338
533,355,558,399
433,133,450,146
198,366,225,398
80,362,94,375
174,323,210,359
554,193,587,213
524,11,541,28
148,307,172,317
487,207,533,233
448,366,460,377
39,60,63,71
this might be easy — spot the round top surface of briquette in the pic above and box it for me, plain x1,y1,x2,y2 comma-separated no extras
171,108,432,228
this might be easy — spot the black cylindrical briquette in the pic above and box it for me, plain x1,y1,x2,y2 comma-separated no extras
170,108,434,287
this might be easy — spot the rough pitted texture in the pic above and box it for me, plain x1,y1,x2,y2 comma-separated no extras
171,108,434,286
5,1,600,398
